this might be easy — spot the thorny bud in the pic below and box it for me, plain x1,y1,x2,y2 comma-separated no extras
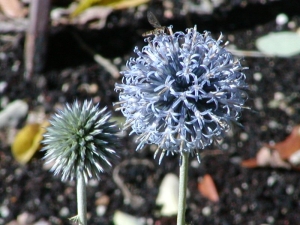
42,100,119,181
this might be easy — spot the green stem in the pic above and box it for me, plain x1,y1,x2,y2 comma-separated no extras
177,151,189,225
77,172,87,225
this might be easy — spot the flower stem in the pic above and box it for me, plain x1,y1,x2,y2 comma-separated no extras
177,151,189,225
77,172,87,225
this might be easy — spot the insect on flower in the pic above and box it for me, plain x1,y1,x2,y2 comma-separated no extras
142,11,169,37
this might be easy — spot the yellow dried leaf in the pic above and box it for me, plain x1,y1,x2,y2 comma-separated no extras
71,0,149,17
12,122,49,164
105,0,149,10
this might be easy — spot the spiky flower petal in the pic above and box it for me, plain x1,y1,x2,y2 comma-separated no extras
115,26,248,163
42,100,119,181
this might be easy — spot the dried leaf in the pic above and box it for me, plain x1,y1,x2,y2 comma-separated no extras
198,174,219,202
267,125,300,160
242,125,300,170
11,121,49,164
241,158,258,168
105,0,149,10
74,6,112,27
71,0,149,17
0,0,27,18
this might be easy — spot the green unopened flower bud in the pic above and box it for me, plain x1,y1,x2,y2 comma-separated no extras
42,100,119,182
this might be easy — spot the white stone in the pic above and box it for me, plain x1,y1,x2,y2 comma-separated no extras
33,220,51,225
256,31,300,57
254,97,263,110
289,149,300,165
113,210,145,225
253,72,262,81
202,206,212,216
156,173,179,216
59,207,69,217
0,100,28,129
0,205,9,218
276,13,288,26
96,205,107,216
17,212,35,224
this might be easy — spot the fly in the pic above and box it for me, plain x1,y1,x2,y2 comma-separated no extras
142,11,168,37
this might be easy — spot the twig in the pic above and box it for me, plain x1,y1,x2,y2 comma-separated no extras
72,32,120,79
24,0,51,80
229,48,274,57
112,158,154,209
0,17,29,33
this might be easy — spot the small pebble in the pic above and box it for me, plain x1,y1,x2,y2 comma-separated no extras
0,205,9,218
59,207,69,217
241,182,248,190
253,72,262,81
254,97,264,110
241,204,248,213
34,220,51,225
96,205,107,216
281,207,288,215
234,214,242,223
288,21,296,29
229,156,242,164
0,81,7,93
268,120,279,129
249,203,257,210
274,92,285,100
267,175,277,187
88,179,99,187
113,57,122,65
221,143,229,150
17,212,35,224
190,159,200,168
233,187,242,197
57,195,64,202
202,206,212,216
286,185,294,195
239,132,248,141
276,13,288,26
266,216,275,224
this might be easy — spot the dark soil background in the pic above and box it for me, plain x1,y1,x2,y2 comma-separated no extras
1,0,300,224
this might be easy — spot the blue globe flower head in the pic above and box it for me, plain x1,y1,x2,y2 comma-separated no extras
115,26,248,164
42,100,119,182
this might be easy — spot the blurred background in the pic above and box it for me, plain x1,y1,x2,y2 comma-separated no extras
1,0,300,224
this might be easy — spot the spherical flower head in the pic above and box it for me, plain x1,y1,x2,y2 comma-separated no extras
42,100,119,181
115,26,248,163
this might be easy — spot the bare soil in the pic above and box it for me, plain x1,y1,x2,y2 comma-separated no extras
1,1,300,224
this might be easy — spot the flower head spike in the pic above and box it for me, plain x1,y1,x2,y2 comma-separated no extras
42,100,119,181
115,26,248,163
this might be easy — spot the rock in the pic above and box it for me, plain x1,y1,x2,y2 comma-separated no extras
0,100,28,129
156,173,179,216
113,210,145,225
17,211,35,224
